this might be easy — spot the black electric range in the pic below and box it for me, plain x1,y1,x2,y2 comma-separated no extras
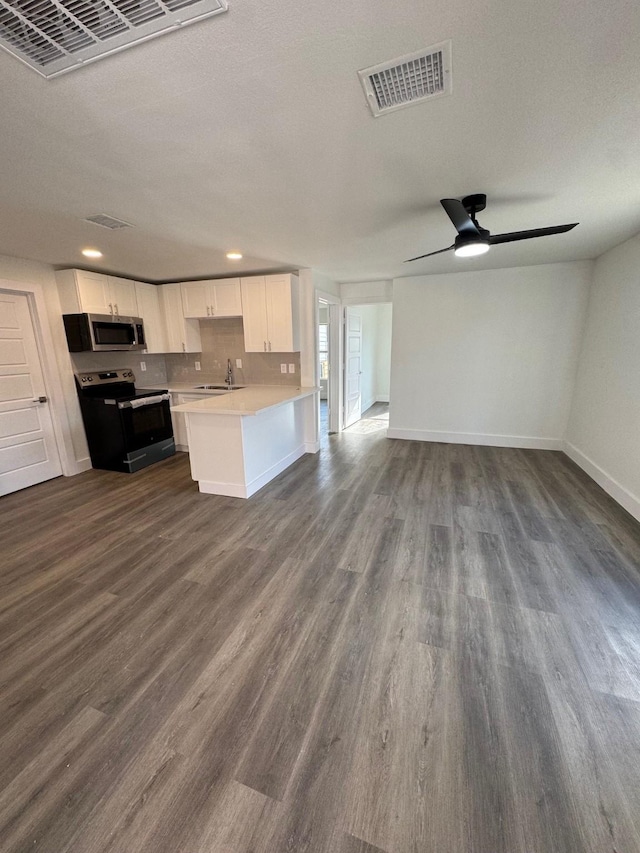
75,369,175,473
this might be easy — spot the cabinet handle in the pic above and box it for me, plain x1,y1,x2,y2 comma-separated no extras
210,306,215,316
114,303,119,316
109,303,113,315
269,341,272,351
207,306,210,316
264,341,267,351
182,342,185,352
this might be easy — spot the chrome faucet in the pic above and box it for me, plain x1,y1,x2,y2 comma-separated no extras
225,358,233,387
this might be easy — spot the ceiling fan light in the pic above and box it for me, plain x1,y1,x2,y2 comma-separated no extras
454,240,490,258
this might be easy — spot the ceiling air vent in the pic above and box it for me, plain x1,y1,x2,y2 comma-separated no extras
0,0,228,78
84,213,133,229
358,41,452,117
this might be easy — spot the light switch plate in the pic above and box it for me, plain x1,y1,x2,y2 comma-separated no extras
236,359,242,368
140,361,146,371
280,363,287,373
288,364,295,373
195,361,201,371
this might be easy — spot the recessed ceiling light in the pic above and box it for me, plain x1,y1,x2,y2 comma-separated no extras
82,248,103,258
226,252,243,260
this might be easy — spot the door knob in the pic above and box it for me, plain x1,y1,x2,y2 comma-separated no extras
32,396,48,403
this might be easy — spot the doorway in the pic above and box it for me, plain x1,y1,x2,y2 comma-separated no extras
317,294,341,439
0,290,62,495
343,303,392,432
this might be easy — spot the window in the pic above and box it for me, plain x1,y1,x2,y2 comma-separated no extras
319,323,329,379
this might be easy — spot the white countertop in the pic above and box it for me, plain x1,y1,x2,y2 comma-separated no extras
170,385,319,416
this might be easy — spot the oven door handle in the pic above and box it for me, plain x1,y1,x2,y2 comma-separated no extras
117,394,170,409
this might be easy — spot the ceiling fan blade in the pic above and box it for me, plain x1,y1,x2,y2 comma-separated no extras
489,223,578,245
404,245,454,262
441,199,481,237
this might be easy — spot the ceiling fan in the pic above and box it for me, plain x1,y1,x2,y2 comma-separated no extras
405,194,578,262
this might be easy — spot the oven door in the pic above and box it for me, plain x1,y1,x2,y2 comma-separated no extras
117,396,173,452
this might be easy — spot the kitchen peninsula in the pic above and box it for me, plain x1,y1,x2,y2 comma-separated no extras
171,385,319,497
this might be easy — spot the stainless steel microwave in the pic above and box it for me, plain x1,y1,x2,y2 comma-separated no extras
63,313,146,352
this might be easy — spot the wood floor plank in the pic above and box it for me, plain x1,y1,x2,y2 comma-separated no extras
1,431,640,852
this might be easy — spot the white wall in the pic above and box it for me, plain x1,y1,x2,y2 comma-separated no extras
388,262,592,448
341,280,392,305
565,235,640,521
375,303,392,402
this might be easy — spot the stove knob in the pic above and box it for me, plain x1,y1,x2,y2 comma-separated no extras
87,376,93,381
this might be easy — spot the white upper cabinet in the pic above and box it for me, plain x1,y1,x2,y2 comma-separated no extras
240,276,269,352
56,269,139,318
212,279,243,316
159,283,202,353
135,282,167,353
181,278,242,319
180,281,209,318
73,271,112,315
107,276,139,317
240,274,299,352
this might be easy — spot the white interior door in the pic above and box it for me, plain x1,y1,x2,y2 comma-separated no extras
344,308,362,427
0,292,62,496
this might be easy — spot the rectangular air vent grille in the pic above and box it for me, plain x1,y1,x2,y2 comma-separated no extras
359,41,452,117
84,213,133,229
0,0,227,78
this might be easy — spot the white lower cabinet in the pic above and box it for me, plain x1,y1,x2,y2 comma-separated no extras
171,393,204,450
159,284,202,353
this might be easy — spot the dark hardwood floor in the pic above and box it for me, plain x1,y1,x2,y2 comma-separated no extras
2,429,640,852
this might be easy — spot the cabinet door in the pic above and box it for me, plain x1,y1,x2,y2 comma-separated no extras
266,274,296,352
211,279,242,317
108,277,139,317
240,277,269,352
159,284,202,353
181,282,210,318
75,271,112,315
170,394,188,450
172,394,204,450
135,282,167,353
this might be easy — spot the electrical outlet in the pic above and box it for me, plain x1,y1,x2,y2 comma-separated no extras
195,361,201,371
288,364,295,373
140,361,146,371
280,363,287,374
236,358,242,369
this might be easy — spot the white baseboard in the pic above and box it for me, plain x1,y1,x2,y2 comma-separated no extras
305,440,320,453
386,427,563,451
376,394,390,403
199,444,307,499
563,442,640,523
63,456,92,476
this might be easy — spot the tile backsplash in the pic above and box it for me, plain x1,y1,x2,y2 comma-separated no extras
164,318,301,386
67,318,301,388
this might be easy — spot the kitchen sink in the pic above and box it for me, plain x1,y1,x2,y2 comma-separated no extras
194,384,245,390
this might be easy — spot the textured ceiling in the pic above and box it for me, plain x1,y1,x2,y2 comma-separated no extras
0,0,639,282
